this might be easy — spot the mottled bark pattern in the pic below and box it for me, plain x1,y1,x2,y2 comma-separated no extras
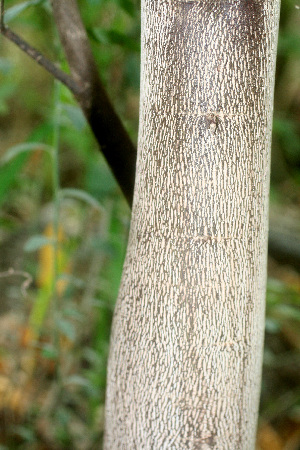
105,1,280,448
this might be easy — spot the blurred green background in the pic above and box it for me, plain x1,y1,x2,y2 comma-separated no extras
0,0,299,448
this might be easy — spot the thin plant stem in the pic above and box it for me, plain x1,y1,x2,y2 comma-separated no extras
51,79,62,381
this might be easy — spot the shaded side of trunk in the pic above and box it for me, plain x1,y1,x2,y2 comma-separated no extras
105,1,280,448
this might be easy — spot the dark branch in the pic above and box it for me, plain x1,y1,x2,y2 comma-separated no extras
0,0,4,28
1,27,82,95
0,0,81,95
51,0,136,206
0,0,137,206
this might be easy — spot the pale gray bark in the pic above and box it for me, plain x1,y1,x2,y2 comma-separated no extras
105,1,280,448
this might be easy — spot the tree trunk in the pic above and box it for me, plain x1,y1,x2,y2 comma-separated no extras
105,1,280,448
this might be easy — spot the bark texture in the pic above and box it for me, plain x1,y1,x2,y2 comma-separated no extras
105,1,280,448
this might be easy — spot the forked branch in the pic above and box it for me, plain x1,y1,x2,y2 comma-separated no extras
0,0,136,206
0,0,81,95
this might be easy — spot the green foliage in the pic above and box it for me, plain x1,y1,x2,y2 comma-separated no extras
0,0,134,446
273,117,300,166
4,0,47,23
0,153,28,207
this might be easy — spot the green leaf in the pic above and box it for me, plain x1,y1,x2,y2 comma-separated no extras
107,29,140,52
4,0,46,23
125,53,140,89
24,235,54,252
273,117,300,164
89,28,140,52
0,81,17,114
274,304,300,322
62,104,86,130
267,277,286,293
85,155,117,198
14,425,35,442
64,375,92,388
82,347,103,366
0,143,53,166
62,306,83,321
57,318,76,341
278,31,300,56
0,152,28,207
41,343,59,360
0,57,13,75
116,0,136,17
58,273,85,289
59,188,104,212
88,27,108,45
265,317,280,334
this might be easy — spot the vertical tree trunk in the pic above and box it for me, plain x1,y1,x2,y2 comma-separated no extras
105,1,280,448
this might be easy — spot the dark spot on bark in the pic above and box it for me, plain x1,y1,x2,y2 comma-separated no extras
236,0,264,39
225,0,265,49
206,114,219,133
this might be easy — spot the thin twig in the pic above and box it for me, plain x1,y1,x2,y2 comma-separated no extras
0,0,81,96
0,268,33,297
0,0,4,28
1,0,137,205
